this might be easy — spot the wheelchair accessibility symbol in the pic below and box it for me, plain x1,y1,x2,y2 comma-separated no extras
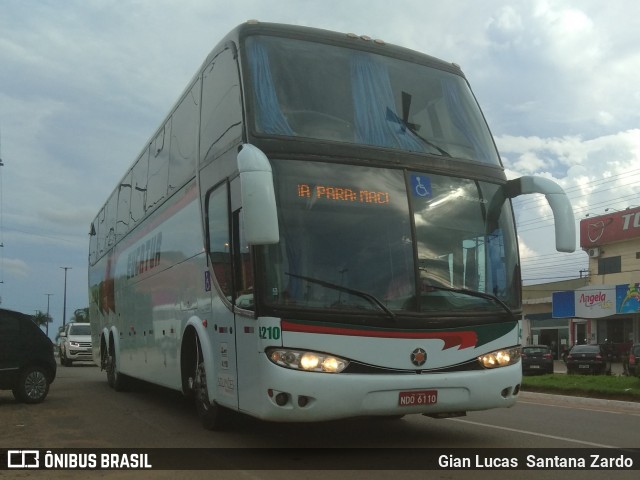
410,175,432,198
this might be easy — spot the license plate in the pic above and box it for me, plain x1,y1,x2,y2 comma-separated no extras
579,364,590,369
398,390,437,406
530,365,540,369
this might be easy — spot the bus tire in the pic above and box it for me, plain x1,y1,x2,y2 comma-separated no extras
194,361,225,430
106,349,127,392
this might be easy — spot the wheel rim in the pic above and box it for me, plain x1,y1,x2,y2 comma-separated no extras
106,354,116,384
194,363,211,412
24,370,47,400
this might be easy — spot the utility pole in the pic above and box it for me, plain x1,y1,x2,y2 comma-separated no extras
0,127,5,293
61,267,71,327
45,293,53,337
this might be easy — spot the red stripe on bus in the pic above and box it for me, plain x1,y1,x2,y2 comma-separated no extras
281,320,477,350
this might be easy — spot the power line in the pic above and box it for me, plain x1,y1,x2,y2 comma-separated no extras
3,226,81,245
512,166,639,212
513,166,640,208
508,167,639,283
516,191,640,230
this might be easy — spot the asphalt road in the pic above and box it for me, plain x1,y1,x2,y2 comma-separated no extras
1,362,639,479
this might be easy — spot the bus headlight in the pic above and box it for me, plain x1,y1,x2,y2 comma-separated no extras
478,347,521,369
267,348,349,373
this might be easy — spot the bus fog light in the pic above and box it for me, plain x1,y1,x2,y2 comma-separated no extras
478,347,521,369
267,348,348,373
275,392,289,406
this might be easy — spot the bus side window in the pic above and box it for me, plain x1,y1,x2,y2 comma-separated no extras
169,79,199,193
97,206,107,256
206,184,233,300
147,120,170,211
89,217,98,265
200,46,243,168
116,171,132,239
130,147,149,226
105,190,117,248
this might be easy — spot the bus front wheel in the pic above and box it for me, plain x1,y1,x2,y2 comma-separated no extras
194,361,225,430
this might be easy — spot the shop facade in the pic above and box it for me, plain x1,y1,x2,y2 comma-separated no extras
521,279,587,359
552,283,640,359
549,207,640,359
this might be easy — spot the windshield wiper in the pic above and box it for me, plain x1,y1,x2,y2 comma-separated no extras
385,92,452,157
285,272,396,322
421,284,514,317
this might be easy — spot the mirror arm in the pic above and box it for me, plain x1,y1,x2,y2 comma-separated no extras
506,176,576,253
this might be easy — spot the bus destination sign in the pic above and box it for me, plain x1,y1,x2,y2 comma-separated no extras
297,183,390,206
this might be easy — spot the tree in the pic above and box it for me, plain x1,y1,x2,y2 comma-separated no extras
32,310,52,328
71,307,89,323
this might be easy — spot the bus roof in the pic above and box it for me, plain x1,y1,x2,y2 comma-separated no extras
217,21,464,77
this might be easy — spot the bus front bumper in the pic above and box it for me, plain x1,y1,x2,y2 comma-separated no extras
239,357,522,422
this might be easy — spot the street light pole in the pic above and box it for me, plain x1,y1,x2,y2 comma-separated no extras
61,267,71,327
45,293,53,337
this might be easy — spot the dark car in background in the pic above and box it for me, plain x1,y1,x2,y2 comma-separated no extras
521,345,554,375
566,344,611,375
0,308,57,403
628,344,640,377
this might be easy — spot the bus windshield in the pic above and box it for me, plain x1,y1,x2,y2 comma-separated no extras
246,35,500,165
259,160,519,317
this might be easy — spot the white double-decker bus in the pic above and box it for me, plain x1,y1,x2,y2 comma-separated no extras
89,21,575,429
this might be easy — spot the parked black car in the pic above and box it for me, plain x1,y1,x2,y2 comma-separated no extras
521,345,554,375
566,344,611,375
628,344,640,377
0,308,57,403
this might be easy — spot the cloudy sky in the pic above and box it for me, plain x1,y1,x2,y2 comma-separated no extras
1,0,639,336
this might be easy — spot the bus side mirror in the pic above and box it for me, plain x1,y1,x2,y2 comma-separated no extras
487,175,575,253
237,144,280,245
507,176,576,253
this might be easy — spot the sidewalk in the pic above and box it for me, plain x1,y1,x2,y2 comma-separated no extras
553,360,626,375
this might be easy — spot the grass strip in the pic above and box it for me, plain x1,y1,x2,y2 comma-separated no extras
522,374,640,402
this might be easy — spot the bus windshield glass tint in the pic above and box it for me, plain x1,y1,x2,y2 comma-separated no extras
260,161,519,315
246,35,500,165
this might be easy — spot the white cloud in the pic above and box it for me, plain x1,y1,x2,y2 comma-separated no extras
534,3,599,67
2,258,30,278
486,5,525,48
501,128,640,282
0,0,639,314
497,130,640,179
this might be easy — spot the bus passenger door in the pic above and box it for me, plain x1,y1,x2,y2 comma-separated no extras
205,181,239,410
229,177,259,413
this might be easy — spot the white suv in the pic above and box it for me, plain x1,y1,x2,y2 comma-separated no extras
59,323,93,366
